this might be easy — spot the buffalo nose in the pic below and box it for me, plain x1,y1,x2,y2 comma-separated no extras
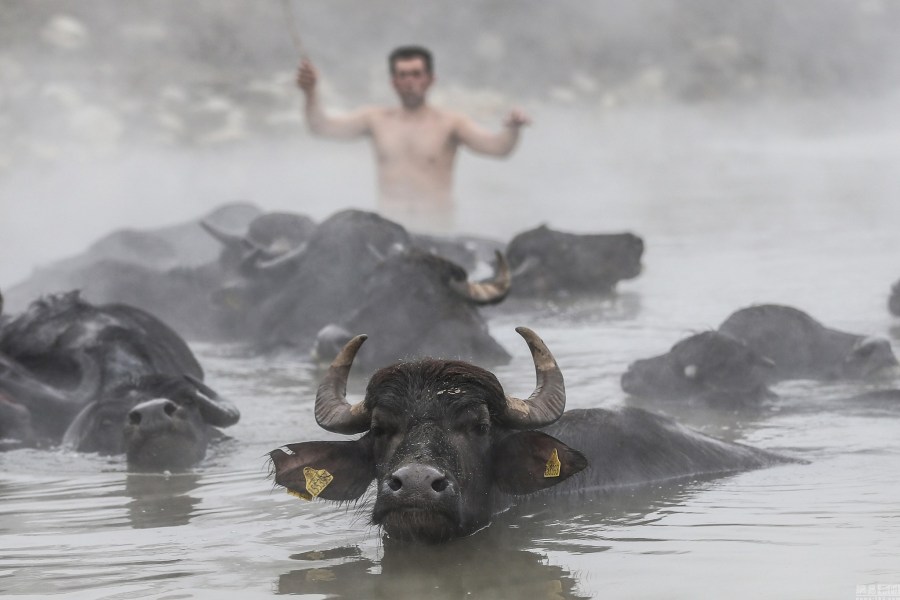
385,464,453,499
128,398,178,428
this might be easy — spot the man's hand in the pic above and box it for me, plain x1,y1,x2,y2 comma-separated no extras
296,58,318,94
504,108,531,129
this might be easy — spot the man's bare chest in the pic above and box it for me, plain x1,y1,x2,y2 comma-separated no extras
370,116,456,164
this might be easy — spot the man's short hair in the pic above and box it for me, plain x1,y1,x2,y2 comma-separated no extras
389,46,433,75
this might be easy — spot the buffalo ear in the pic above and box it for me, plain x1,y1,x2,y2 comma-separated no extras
492,431,587,495
269,439,375,502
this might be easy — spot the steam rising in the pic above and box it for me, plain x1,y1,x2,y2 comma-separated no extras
2,1,900,290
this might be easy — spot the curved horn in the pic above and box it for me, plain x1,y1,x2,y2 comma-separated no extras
314,334,371,434
498,327,566,429
255,242,308,272
449,251,511,305
200,220,246,250
183,374,241,427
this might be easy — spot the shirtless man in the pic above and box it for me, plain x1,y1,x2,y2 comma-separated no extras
296,46,530,230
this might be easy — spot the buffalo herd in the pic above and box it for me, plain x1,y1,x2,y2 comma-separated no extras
2,205,899,545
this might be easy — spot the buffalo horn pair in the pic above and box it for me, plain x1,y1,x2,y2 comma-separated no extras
314,327,565,434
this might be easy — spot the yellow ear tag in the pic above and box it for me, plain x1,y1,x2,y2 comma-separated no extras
544,448,561,478
303,466,335,498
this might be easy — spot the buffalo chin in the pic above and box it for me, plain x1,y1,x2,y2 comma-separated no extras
378,509,464,544
125,432,206,472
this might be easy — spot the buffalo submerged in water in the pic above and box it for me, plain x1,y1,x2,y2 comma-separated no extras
621,303,900,408
717,304,899,382
270,328,796,544
621,330,778,406
0,291,239,470
505,224,644,299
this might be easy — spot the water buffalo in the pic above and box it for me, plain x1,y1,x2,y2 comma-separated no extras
621,331,777,405
312,248,511,371
718,304,900,382
0,291,210,450
505,225,643,299
251,209,413,350
201,211,316,275
4,203,261,314
62,374,239,471
270,328,793,544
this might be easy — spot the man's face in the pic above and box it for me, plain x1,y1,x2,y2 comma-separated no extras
391,57,433,109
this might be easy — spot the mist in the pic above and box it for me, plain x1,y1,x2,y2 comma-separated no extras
2,0,900,288
5,4,900,596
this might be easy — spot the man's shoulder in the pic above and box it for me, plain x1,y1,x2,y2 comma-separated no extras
431,106,467,120
426,107,473,131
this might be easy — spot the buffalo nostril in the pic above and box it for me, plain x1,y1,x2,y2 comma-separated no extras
163,401,177,417
129,411,142,425
431,477,449,493
387,477,402,492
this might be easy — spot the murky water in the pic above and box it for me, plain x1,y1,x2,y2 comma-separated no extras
3,107,900,599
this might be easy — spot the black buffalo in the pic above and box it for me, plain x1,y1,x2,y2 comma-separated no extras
202,211,316,275
4,203,261,315
200,211,317,310
312,248,511,371
62,374,239,471
251,210,413,350
271,328,793,544
2,205,319,342
718,304,899,382
621,331,777,405
0,290,201,390
0,292,237,468
505,225,643,299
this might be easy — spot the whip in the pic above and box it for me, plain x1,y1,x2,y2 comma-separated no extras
280,0,309,59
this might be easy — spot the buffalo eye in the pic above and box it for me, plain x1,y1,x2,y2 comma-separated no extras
454,418,490,436
370,423,396,438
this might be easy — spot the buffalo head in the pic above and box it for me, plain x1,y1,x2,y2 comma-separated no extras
270,328,586,544
63,374,239,471
621,331,776,405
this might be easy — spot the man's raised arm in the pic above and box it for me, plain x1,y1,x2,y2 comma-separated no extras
297,59,372,139
454,108,531,157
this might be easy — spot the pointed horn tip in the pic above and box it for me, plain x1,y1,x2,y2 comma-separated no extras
514,326,559,368
514,326,543,350
330,334,368,368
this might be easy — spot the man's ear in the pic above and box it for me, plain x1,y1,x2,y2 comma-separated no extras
492,431,587,495
269,438,374,502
